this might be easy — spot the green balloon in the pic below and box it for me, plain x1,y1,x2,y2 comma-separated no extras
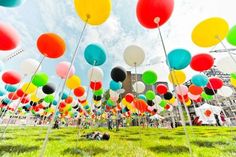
231,73,236,79
32,72,49,87
93,88,104,96
159,100,167,107
227,25,236,46
145,90,155,100
142,70,158,85
201,92,213,100
107,99,115,107
44,95,54,103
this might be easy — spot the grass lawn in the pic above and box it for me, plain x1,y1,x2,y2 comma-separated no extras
0,126,235,157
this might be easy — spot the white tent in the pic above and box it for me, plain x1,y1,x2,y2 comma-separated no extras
195,103,222,125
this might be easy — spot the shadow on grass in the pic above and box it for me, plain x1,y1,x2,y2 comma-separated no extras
174,132,185,136
149,145,189,154
35,137,61,141
192,140,228,148
0,145,39,155
63,147,108,156
159,136,174,140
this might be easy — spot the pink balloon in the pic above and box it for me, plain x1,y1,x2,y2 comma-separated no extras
175,85,188,95
172,100,178,106
0,21,20,51
188,92,200,100
147,106,154,112
56,61,75,79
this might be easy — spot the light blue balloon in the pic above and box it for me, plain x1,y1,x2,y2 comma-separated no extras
0,0,24,7
59,92,68,100
3,97,10,104
191,74,209,87
109,80,122,91
138,94,147,101
52,100,58,106
84,44,106,66
167,49,191,70
0,89,5,96
5,85,17,92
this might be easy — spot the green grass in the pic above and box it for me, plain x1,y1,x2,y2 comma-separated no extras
0,126,235,157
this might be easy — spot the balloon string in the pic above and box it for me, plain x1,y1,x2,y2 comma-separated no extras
39,19,88,157
156,23,193,157
0,56,45,140
2,49,24,62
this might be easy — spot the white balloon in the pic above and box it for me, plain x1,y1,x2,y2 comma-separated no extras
154,95,162,104
78,93,87,101
36,88,46,99
20,58,41,76
109,89,119,97
123,45,145,67
133,81,145,93
218,86,233,97
217,56,236,73
88,67,104,82
188,92,200,100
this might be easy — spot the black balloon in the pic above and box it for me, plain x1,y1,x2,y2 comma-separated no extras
93,95,102,101
30,101,37,106
110,66,127,82
164,92,173,100
42,83,56,95
204,87,217,96
147,100,155,106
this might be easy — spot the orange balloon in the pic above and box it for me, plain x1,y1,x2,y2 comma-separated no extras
37,33,66,58
189,84,203,95
133,99,148,113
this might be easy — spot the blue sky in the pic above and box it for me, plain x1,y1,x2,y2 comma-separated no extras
0,0,236,91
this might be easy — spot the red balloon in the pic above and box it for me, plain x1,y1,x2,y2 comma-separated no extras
190,53,214,72
125,93,134,103
16,89,26,97
65,96,73,104
78,99,86,104
189,85,203,95
136,0,174,29
21,97,30,104
165,104,171,110
74,86,85,97
133,99,148,113
90,81,102,91
2,70,21,85
156,84,168,95
37,33,66,58
0,22,20,51
193,97,202,103
177,94,188,102
59,102,66,108
8,92,18,100
207,77,223,90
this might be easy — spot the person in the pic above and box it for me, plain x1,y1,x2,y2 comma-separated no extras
214,114,221,126
220,112,226,126
53,119,59,129
107,112,113,130
82,131,110,141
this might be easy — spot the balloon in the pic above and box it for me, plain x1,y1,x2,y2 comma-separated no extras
21,97,29,104
44,95,54,103
66,75,81,90
189,85,203,95
88,67,104,82
42,83,56,95
84,44,106,66
147,100,155,106
8,92,18,100
154,95,162,104
74,87,85,97
56,61,75,79
175,85,188,96
216,56,236,74
192,17,229,47
227,25,236,46
16,89,25,97
74,0,111,25
93,88,103,96
156,84,168,95
65,96,73,104
0,21,20,51
20,58,41,76
37,33,66,58
90,81,102,90
164,92,173,100
142,70,157,85
111,66,127,82
204,87,216,96
133,99,148,113
133,81,145,94
188,92,200,100
168,70,186,85
185,99,192,106
191,74,208,87
201,92,213,100
0,89,5,96
231,73,236,79
32,72,48,87
145,90,155,100
125,93,134,103
5,85,17,92
0,0,24,7
60,92,68,100
190,53,214,72
167,49,191,70
123,45,145,67
110,80,122,91
159,100,167,107
36,88,46,99
218,86,233,97
136,0,174,29
168,97,176,104
207,77,223,90
22,83,37,94
2,70,21,85
93,95,102,101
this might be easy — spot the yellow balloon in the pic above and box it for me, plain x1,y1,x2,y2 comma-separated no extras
22,83,37,94
230,78,236,87
31,94,40,102
168,70,186,85
74,0,111,25
185,99,192,106
192,17,229,47
66,75,81,90
168,97,176,104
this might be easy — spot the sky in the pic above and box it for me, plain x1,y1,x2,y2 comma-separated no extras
0,0,236,92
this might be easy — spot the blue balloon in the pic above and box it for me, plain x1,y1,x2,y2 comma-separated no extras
52,100,58,106
2,97,10,104
0,89,5,96
59,92,68,100
138,94,147,101
84,44,106,66
167,49,191,70
192,74,209,87
0,0,24,7
109,80,122,91
5,85,17,92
